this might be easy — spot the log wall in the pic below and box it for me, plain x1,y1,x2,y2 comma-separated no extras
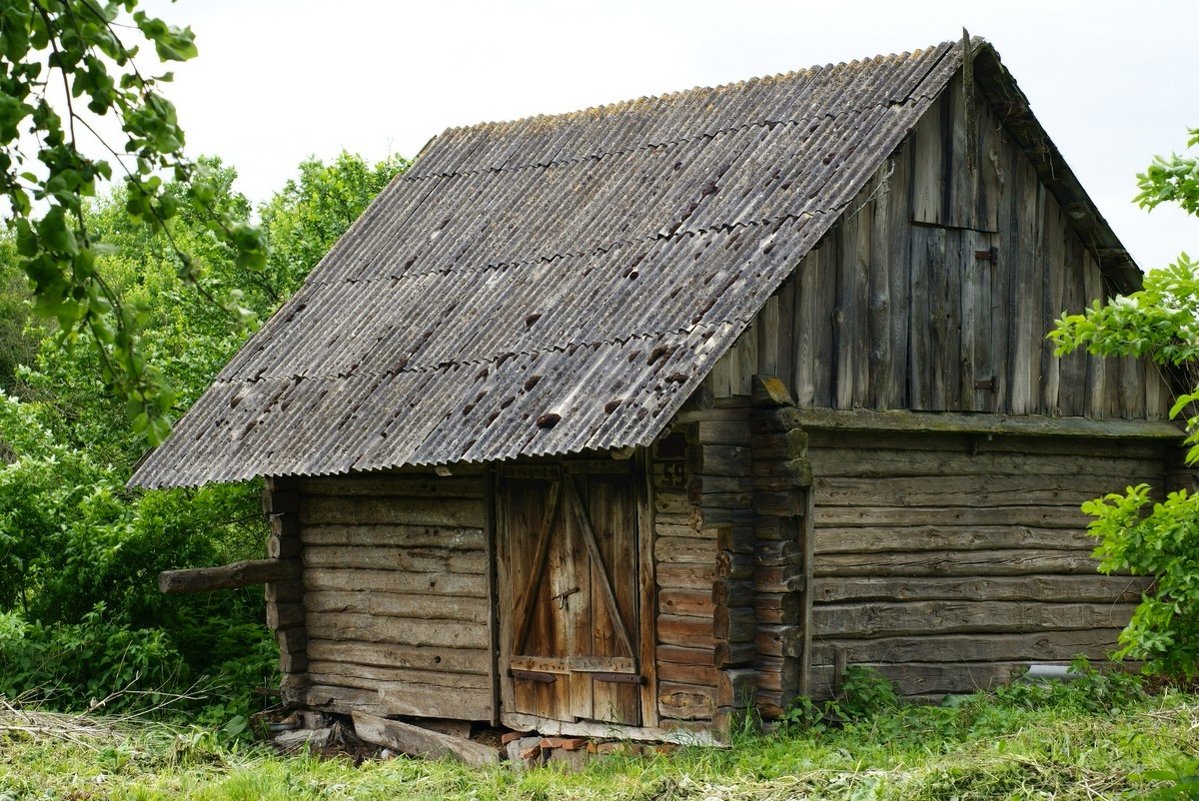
805,430,1164,700
702,73,1172,419
292,469,494,721
263,476,307,705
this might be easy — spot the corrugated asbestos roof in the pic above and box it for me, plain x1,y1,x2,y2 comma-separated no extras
133,40,966,488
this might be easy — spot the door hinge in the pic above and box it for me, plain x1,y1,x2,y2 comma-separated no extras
974,246,998,265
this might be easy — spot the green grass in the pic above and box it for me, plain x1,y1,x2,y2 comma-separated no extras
1,684,1197,801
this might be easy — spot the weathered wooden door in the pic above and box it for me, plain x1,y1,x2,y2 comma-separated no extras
496,461,643,726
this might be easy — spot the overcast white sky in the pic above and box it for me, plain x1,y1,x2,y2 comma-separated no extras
145,0,1197,272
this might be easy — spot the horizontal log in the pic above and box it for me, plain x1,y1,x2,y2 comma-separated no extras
809,629,1121,666
814,549,1100,578
304,567,486,597
688,445,752,477
306,682,491,721
754,592,802,625
278,649,307,674
300,475,482,498
306,611,489,649
305,590,487,623
657,682,716,721
717,668,758,708
266,602,305,630
655,521,705,539
716,526,756,554
810,575,1149,604
352,712,499,768
692,420,752,446
716,550,754,580
714,639,756,667
158,559,299,594
712,579,755,608
806,448,1166,480
303,545,486,574
655,491,692,515
301,524,485,551
751,458,813,486
812,474,1155,509
688,474,753,497
813,525,1096,554
714,606,756,642
691,507,756,529
275,626,307,655
300,496,484,528
657,614,714,648
308,661,490,691
807,661,1054,699
264,580,304,604
755,656,800,694
753,565,805,593
658,589,715,618
750,406,804,434
805,427,1171,455
755,540,803,567
814,505,1090,529
657,644,715,667
657,661,718,688
751,430,808,460
795,408,1183,440
655,536,717,565
755,625,802,658
656,564,716,590
306,639,489,675
813,600,1136,638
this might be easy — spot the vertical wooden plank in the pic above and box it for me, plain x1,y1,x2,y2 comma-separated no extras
1005,142,1039,414
812,240,838,407
908,225,941,410
484,469,500,726
836,197,870,409
923,225,957,410
1081,251,1108,418
1040,200,1066,414
1118,355,1147,420
867,161,894,410
736,323,758,397
495,478,516,716
710,349,734,400
946,73,978,230
975,91,1004,233
759,295,780,378
638,450,659,727
797,484,815,699
776,274,797,394
961,231,997,411
911,94,946,225
885,145,912,409
1058,234,1088,417
794,249,818,406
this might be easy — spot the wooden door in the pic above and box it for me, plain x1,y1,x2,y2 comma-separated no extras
496,461,642,725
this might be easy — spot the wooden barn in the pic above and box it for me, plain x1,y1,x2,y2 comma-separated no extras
133,38,1186,742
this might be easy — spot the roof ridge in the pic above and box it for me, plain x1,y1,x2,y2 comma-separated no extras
403,95,929,183
433,42,954,137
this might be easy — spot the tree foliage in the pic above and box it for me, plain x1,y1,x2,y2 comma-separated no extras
1052,128,1199,677
1,0,266,445
0,151,405,725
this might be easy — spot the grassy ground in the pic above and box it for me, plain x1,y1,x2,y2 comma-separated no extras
1,678,1196,801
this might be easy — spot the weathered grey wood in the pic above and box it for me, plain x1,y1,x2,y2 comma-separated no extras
809,629,1121,666
717,668,758,708
806,447,1166,479
306,639,489,675
794,408,1182,440
812,601,1136,638
303,545,486,574
657,614,714,648
158,559,299,594
307,661,490,690
308,681,492,721
814,504,1090,529
300,475,483,498
305,590,487,623
813,525,1096,554
815,549,1100,577
655,536,717,565
809,574,1150,605
304,567,485,597
658,682,716,721
301,525,485,550
306,612,491,649
807,661,1062,699
351,712,500,767
658,589,715,618
812,474,1144,508
299,495,485,527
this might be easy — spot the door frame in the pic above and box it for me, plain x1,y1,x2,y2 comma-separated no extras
489,451,658,729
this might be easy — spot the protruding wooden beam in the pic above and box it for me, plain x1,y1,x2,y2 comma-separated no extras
351,712,500,767
157,559,300,594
